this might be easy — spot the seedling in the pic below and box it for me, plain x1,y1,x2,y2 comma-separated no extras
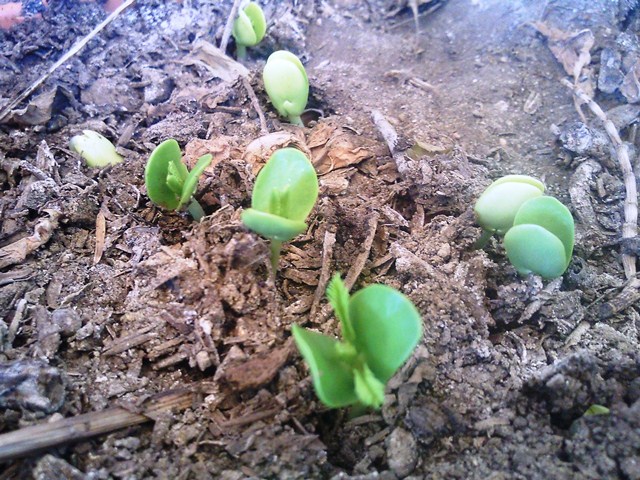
263,50,309,126
69,130,123,167
145,139,212,221
292,274,422,410
232,2,267,59
241,147,318,272
474,175,544,247
504,196,574,279
583,404,610,416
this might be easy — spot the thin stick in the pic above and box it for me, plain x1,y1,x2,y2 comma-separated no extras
344,214,379,290
242,76,269,135
562,79,638,279
219,0,243,54
0,0,137,123
0,388,194,462
371,110,410,179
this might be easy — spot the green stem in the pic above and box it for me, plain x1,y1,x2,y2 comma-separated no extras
474,229,494,249
348,403,369,420
236,44,247,59
288,115,303,127
269,240,283,276
187,198,205,221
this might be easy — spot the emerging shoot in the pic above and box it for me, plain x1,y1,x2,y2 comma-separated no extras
241,147,318,273
503,196,574,279
263,50,309,126
474,175,544,247
70,130,123,167
144,139,212,221
292,274,422,411
232,2,266,59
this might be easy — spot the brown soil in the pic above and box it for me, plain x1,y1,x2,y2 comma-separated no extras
1,0,639,479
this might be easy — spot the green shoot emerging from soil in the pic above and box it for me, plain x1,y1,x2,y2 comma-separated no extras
292,274,422,411
263,50,309,126
241,147,318,273
232,2,266,59
503,196,574,279
474,175,545,247
144,139,212,221
70,130,123,167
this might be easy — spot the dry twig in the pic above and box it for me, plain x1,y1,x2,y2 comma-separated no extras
0,388,194,462
242,77,269,135
562,79,638,279
0,0,136,122
219,0,244,54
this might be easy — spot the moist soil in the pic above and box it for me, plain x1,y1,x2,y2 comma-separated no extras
1,0,639,479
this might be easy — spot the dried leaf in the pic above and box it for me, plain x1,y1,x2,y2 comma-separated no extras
307,121,375,175
186,40,249,83
184,136,236,172
0,211,60,269
218,341,293,391
243,131,309,175
532,23,594,80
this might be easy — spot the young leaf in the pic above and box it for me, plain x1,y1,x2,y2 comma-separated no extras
145,139,183,210
326,274,354,343
179,154,213,207
291,325,358,408
353,363,385,408
474,175,545,235
349,285,422,383
504,196,575,279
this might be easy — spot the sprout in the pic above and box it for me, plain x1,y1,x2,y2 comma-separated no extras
232,2,267,59
474,175,545,239
69,130,123,167
241,147,318,272
292,274,422,410
263,51,309,126
503,196,574,279
144,139,212,221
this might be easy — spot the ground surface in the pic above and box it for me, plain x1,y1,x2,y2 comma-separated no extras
0,0,639,479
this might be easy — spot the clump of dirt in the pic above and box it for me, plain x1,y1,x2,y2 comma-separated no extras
1,0,639,479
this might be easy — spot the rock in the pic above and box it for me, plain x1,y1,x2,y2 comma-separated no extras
385,427,418,478
52,308,83,336
35,306,61,359
141,68,174,105
33,455,89,480
598,48,624,94
17,178,58,211
0,360,65,413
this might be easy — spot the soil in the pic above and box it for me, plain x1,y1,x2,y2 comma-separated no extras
1,0,639,479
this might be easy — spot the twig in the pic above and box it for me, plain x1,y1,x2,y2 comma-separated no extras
562,79,638,279
219,0,244,54
241,77,269,135
344,214,379,290
310,230,336,319
0,388,194,462
0,0,136,123
371,110,410,179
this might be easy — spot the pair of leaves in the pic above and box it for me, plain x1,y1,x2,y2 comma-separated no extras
232,2,267,48
292,275,422,409
145,139,212,211
241,147,318,242
263,51,309,125
504,196,574,279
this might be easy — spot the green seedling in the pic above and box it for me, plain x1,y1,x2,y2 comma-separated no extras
263,50,309,126
474,175,545,247
145,139,212,221
504,196,574,279
69,130,123,167
292,274,422,410
583,404,610,416
232,2,267,59
241,147,318,272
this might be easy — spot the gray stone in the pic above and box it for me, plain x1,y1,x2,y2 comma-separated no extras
385,427,418,478
598,48,624,94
